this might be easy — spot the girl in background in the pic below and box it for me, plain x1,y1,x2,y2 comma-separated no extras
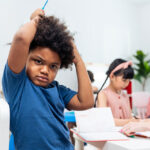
96,58,139,126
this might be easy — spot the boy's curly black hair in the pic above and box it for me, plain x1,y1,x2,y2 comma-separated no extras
29,16,74,69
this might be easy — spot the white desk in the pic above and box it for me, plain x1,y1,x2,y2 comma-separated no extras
74,133,150,150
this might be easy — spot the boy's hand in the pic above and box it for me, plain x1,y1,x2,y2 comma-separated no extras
72,42,82,65
30,8,45,21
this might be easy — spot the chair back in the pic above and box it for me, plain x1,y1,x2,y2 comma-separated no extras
132,92,150,119
0,98,10,150
124,81,132,109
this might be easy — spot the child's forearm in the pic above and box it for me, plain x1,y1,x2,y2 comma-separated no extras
8,20,37,73
75,58,94,109
14,20,37,46
114,118,139,126
14,8,44,45
143,118,150,122
8,9,44,73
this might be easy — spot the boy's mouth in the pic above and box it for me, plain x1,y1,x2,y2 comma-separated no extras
36,76,49,83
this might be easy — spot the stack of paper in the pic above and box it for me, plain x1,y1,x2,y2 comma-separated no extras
71,108,128,142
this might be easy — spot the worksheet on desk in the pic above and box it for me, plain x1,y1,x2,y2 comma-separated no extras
75,107,117,133
72,129,128,141
73,108,128,141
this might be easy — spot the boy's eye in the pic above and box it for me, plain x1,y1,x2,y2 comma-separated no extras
50,65,59,71
34,59,42,64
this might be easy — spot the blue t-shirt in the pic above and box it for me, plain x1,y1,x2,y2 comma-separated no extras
2,63,77,150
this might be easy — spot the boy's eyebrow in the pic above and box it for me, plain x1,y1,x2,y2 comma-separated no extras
31,56,44,61
51,62,61,66
31,55,61,66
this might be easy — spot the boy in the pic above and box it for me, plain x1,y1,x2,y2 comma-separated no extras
2,9,94,150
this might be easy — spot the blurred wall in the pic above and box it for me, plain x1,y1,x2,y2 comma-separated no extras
0,0,150,91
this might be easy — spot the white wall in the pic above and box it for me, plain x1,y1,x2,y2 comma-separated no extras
130,3,150,92
0,0,150,91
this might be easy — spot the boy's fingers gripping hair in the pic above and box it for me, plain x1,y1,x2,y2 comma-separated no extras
30,8,45,21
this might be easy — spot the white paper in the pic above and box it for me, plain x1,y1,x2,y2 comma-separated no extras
79,131,128,141
73,108,128,141
71,128,128,142
75,107,115,133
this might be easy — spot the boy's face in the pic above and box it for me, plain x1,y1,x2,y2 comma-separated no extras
26,47,61,87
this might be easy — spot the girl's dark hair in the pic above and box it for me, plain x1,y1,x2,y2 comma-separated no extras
87,70,95,83
94,58,134,107
29,16,74,69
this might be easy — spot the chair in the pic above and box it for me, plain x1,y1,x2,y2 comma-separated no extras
132,92,150,119
64,111,76,122
9,134,15,150
124,81,132,109
0,98,10,150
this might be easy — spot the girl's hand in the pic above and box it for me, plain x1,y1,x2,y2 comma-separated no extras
121,121,150,136
30,8,45,21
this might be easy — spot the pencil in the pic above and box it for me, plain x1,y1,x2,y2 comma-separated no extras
42,0,48,10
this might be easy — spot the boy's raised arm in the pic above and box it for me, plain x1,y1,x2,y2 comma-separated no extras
8,9,44,74
67,43,94,110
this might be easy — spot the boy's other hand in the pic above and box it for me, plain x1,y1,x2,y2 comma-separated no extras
30,8,45,21
72,42,82,65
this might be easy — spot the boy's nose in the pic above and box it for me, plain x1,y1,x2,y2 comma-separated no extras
40,66,49,75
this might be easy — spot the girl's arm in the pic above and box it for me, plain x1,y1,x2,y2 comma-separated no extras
97,91,138,126
67,43,94,110
122,120,150,136
96,91,107,107
114,118,139,126
8,9,44,74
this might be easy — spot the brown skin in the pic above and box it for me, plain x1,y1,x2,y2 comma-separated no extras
67,43,94,110
26,47,61,87
97,74,137,126
7,8,94,111
92,86,98,93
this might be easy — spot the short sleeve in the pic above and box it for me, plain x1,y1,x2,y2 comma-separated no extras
58,84,77,107
2,63,26,105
